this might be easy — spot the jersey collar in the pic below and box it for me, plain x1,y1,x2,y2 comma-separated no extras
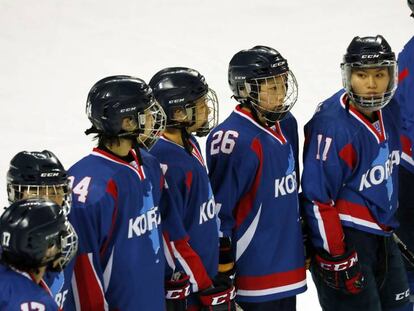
159,135,205,167
234,105,287,144
339,92,386,144
91,147,146,180
10,267,53,297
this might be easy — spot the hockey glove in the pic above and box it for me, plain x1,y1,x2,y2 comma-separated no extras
199,277,237,311
315,249,365,295
218,237,235,283
165,272,191,311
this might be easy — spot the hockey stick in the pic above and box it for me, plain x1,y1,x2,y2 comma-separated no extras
393,233,414,268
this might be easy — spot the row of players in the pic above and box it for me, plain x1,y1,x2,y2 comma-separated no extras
1,5,414,311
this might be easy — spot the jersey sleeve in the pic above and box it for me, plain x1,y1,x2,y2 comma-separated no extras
160,164,213,292
67,177,117,310
396,45,414,157
301,120,357,256
206,133,259,238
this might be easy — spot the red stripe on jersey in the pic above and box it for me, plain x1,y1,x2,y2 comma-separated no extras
315,201,345,256
399,68,409,83
236,267,306,290
74,254,106,310
173,238,213,291
189,140,205,166
160,173,165,190
339,143,358,169
162,232,176,270
100,179,119,257
336,199,391,231
401,134,412,157
185,171,193,191
274,122,287,144
234,138,263,228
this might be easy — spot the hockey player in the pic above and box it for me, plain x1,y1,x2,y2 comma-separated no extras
301,35,410,311
149,67,236,310
206,46,306,310
6,150,73,308
0,198,78,310
7,150,71,214
394,1,414,308
63,75,168,310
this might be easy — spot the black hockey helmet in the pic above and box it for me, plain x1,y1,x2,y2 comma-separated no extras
85,75,166,149
408,0,414,16
341,35,397,111
7,150,71,215
149,67,218,137
228,45,298,123
0,198,78,272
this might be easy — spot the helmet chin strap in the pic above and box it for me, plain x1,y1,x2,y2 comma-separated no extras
180,128,193,155
130,137,143,166
241,99,269,128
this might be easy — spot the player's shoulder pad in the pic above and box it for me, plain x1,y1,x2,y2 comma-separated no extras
68,155,123,206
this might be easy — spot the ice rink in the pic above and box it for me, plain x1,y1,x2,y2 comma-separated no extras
0,0,412,309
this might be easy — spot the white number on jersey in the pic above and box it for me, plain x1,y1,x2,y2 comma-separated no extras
210,130,239,155
20,302,46,311
316,134,333,161
69,176,92,203
160,163,169,189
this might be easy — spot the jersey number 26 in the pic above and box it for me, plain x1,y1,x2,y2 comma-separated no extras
210,130,239,155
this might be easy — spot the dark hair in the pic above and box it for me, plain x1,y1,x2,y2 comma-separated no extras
95,133,122,148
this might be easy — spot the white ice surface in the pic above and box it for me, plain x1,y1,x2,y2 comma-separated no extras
0,1,412,309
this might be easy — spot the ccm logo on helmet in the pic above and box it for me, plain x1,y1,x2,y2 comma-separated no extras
120,107,137,113
361,54,379,59
271,61,286,68
40,172,60,177
168,98,185,104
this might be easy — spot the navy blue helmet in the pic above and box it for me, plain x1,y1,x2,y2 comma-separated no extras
7,150,71,215
0,198,78,272
341,35,397,111
86,75,166,149
228,45,298,123
149,67,218,136
408,0,414,16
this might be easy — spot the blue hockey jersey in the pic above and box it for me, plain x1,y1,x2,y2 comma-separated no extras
0,264,58,311
395,36,414,172
63,147,165,311
302,90,401,256
44,271,67,309
150,135,219,293
206,105,306,303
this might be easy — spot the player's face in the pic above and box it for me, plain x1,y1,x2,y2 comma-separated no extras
350,67,390,98
187,96,209,132
258,75,287,111
22,186,65,206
